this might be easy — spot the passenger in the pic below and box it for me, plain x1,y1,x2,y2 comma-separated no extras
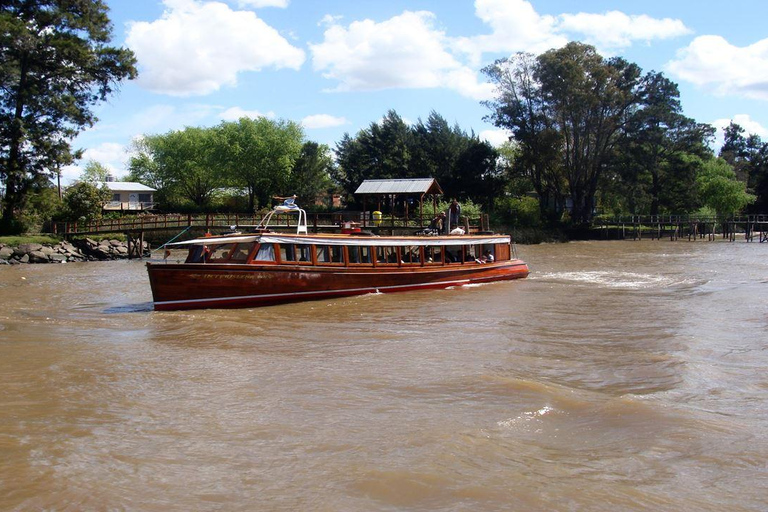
428,212,445,234
449,199,461,230
482,250,495,263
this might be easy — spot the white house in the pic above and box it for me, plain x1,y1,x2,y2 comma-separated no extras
101,180,156,211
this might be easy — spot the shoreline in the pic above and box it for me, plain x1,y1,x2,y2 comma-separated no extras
0,238,149,265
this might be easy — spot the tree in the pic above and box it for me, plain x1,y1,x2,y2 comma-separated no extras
287,141,334,207
484,43,643,224
0,1,137,233
483,52,569,220
217,117,304,211
62,181,109,221
128,127,224,209
614,72,714,215
697,157,755,216
80,160,111,183
719,122,768,213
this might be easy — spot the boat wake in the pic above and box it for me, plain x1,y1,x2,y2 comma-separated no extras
532,270,694,290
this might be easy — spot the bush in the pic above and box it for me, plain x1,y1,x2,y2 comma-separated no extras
61,182,110,221
493,196,541,228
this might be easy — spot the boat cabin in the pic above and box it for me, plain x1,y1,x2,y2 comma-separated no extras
182,235,511,267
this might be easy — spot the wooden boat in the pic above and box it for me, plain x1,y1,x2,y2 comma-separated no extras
146,205,529,310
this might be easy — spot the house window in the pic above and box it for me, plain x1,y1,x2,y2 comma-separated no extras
138,193,152,203
112,193,121,202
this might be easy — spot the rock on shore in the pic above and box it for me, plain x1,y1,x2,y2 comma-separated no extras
0,239,150,265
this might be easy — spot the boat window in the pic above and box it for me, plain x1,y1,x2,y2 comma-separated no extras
279,244,296,262
296,244,311,263
315,245,330,263
402,246,420,264
424,246,442,264
253,243,275,262
229,243,251,262
208,244,235,262
445,247,460,264
348,246,372,265
186,245,205,263
330,245,343,263
376,246,398,265
315,245,345,265
465,245,479,263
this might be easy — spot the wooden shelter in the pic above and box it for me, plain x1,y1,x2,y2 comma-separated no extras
354,178,443,224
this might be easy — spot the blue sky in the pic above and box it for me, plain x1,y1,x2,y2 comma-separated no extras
63,0,768,183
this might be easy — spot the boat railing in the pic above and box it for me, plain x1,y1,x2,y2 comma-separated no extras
257,203,308,234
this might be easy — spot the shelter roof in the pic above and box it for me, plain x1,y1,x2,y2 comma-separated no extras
100,181,156,192
354,178,442,196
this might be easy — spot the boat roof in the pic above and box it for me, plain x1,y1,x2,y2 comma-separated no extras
169,233,510,248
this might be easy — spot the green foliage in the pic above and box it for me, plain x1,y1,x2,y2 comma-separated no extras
128,127,224,210
0,0,137,233
0,235,61,246
80,160,112,183
129,117,304,212
696,157,755,216
218,117,304,211
495,196,541,227
334,110,501,207
288,141,334,207
719,122,768,213
62,182,110,221
435,198,483,219
484,43,644,225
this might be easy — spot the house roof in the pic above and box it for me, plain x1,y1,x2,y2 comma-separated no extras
101,181,156,192
354,178,442,195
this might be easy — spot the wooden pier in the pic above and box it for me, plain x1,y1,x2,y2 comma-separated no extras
597,215,768,242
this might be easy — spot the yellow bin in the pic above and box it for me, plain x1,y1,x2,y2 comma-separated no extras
372,211,382,226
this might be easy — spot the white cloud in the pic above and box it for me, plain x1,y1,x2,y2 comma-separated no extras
479,129,511,147
126,0,304,96
310,11,493,100
667,36,768,101
61,143,130,183
457,0,690,63
220,106,276,120
301,114,349,129
455,0,566,64
236,0,288,8
557,11,690,53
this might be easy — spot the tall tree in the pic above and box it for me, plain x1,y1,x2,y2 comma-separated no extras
485,43,643,224
719,122,768,213
217,117,303,211
483,52,568,219
616,72,714,215
0,0,137,233
287,141,334,207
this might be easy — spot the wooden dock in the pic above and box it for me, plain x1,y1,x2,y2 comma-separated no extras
597,215,768,242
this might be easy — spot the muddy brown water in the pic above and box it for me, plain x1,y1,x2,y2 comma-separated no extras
1,241,766,511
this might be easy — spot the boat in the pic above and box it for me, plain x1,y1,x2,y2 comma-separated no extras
146,203,529,310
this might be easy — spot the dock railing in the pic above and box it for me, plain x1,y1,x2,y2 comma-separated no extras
595,214,768,242
51,212,487,237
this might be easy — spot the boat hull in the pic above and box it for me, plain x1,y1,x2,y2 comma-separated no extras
147,261,529,310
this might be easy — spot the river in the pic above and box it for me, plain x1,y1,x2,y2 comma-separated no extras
1,241,766,511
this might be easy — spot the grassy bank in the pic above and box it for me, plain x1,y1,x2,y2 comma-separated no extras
0,235,62,246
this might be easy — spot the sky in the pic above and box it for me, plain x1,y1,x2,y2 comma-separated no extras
62,0,768,183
